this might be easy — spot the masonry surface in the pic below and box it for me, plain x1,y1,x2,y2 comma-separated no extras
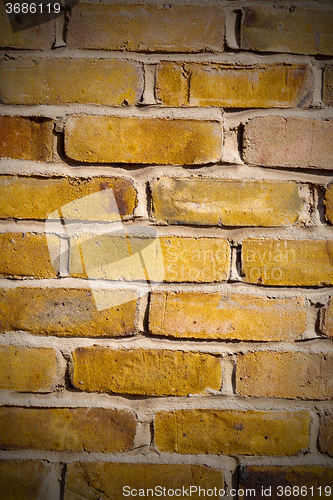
0,1,333,498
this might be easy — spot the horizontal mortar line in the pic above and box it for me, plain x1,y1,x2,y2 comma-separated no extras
224,106,333,124
237,454,333,467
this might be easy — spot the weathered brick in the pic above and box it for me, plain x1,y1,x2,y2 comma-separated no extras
325,183,333,224
0,116,53,161
72,348,221,396
323,66,333,106
0,1,54,49
0,175,137,220
0,407,137,452
243,116,333,169
0,345,57,392
0,288,137,337
149,292,306,341
242,239,333,286
0,57,143,105
319,412,333,457
237,352,333,400
0,233,59,278
239,466,333,500
156,62,313,108
155,410,310,456
65,462,224,500
64,116,222,165
70,235,230,283
151,178,305,226
0,460,53,499
241,5,333,55
320,297,333,338
67,3,225,52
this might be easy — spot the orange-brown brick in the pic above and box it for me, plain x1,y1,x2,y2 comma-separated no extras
0,233,58,278
149,292,306,341
151,178,305,226
0,175,137,220
156,62,313,108
324,66,333,107
0,287,137,337
320,297,333,338
237,352,333,400
240,5,333,55
0,57,143,105
319,412,333,457
72,348,222,396
242,239,333,286
65,463,224,500
70,235,230,283
243,116,333,169
64,115,222,165
155,410,310,456
67,3,225,52
0,116,53,161
0,460,54,499
239,466,333,500
0,345,57,392
0,407,137,452
325,183,333,224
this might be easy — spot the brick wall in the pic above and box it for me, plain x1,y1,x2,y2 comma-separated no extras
1,1,333,497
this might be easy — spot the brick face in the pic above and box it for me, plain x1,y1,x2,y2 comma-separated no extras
156,62,313,108
0,407,137,452
149,292,306,341
320,297,333,338
155,410,310,456
67,3,225,52
323,66,333,106
325,183,333,224
0,57,143,106
151,178,305,226
72,348,222,396
319,412,333,457
64,115,222,164
0,460,53,499
243,116,333,169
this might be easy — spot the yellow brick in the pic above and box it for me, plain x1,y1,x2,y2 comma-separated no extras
72,348,222,396
243,116,333,169
0,407,137,452
70,235,230,283
0,116,53,161
323,66,333,106
151,178,305,226
319,412,333,457
65,463,224,500
0,57,143,105
325,183,333,224
0,175,137,220
0,288,137,337
0,233,58,278
155,410,310,456
0,345,57,392
156,62,313,108
67,3,225,52
239,466,333,500
64,115,222,165
241,5,333,55
237,352,333,400
320,297,333,338
242,239,333,286
149,292,306,341
0,460,53,499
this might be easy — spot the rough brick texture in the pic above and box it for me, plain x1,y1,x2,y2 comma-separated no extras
237,352,333,400
67,3,225,52
65,463,224,500
0,175,137,220
156,62,313,108
243,116,333,169
151,178,305,226
155,410,310,456
0,346,57,392
149,292,306,341
0,287,137,337
241,5,333,55
72,348,222,396
0,407,137,452
0,116,53,161
325,183,333,224
0,460,54,499
323,66,333,106
242,239,333,286
320,297,333,338
64,115,222,164
319,412,333,457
